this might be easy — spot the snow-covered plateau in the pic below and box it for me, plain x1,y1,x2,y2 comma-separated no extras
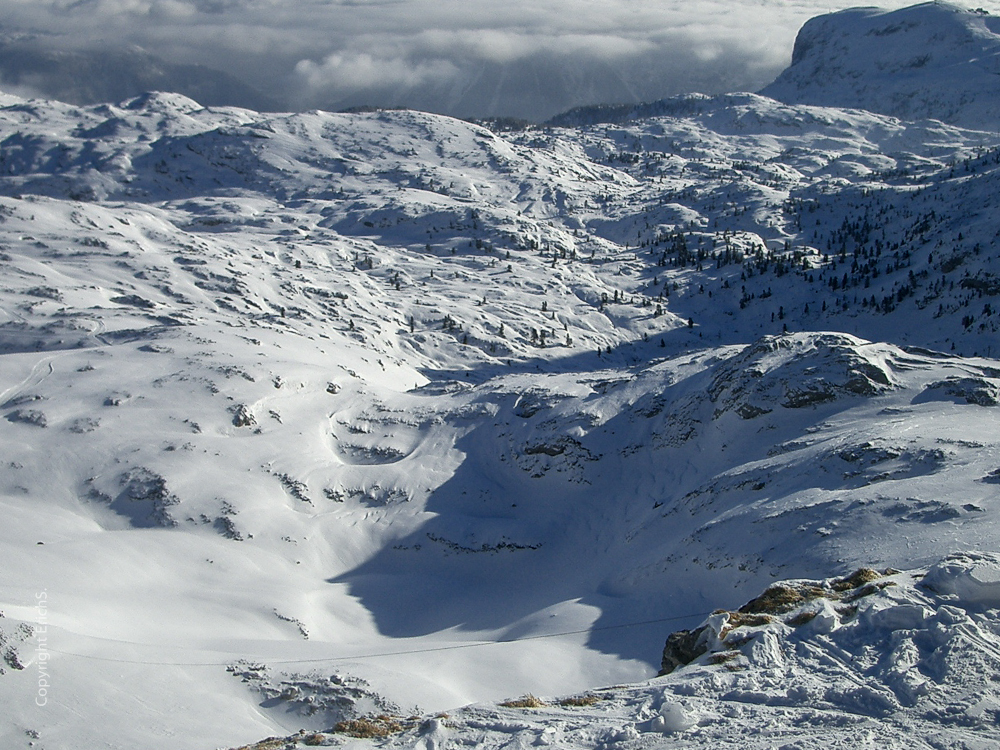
1,3,1000,748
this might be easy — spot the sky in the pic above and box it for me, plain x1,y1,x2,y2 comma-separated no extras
0,0,995,120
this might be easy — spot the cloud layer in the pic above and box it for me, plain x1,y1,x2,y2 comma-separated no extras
1,0,997,119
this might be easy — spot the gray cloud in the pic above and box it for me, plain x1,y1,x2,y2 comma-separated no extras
1,0,998,119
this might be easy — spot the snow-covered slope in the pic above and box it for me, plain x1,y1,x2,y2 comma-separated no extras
761,2,1000,130
247,554,1000,749
1,13,1000,746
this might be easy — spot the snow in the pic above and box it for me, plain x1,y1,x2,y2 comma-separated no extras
923,553,1000,609
651,701,694,733
761,2,1000,129
1,3,1000,747
256,564,1000,749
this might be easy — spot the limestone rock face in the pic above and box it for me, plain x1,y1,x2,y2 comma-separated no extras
761,3,1000,129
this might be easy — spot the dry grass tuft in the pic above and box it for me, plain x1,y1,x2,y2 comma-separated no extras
836,604,859,620
333,715,406,738
831,567,884,591
726,611,773,628
228,737,294,750
708,651,741,665
500,694,546,708
739,584,825,614
718,611,774,638
558,694,601,707
843,580,895,602
302,733,326,746
786,609,819,627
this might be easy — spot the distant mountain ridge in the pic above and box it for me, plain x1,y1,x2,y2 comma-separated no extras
760,2,1000,130
0,34,279,112
547,3,1000,132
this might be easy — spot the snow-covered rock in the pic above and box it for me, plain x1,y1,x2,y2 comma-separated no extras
761,2,1000,130
922,552,1000,609
231,558,1000,749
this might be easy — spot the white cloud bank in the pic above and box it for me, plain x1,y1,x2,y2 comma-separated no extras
1,0,998,119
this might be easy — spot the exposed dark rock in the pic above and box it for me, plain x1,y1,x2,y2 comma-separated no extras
227,662,398,728
108,467,180,527
782,388,837,409
214,515,244,541
660,569,893,674
68,417,100,433
659,627,709,675
1,393,44,409
709,334,896,420
739,584,823,615
232,403,256,427
110,294,156,309
6,409,47,427
919,377,999,407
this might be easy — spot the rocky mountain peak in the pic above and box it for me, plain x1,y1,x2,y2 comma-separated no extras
761,2,1000,129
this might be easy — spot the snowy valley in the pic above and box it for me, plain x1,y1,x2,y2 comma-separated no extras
1,3,1000,748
